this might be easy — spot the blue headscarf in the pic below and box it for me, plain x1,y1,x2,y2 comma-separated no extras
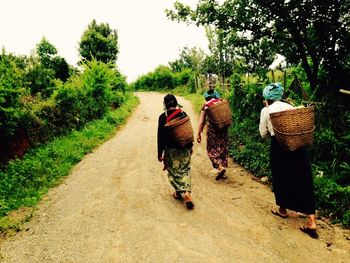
262,83,284,101
204,90,220,101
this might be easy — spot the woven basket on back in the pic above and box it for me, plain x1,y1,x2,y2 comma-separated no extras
165,116,194,147
270,105,315,151
205,99,232,129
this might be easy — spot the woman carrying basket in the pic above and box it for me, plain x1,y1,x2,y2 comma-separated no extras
197,89,229,181
157,94,194,209
259,83,318,239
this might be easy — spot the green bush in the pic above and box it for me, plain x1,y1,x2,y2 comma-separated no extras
24,97,57,143
24,62,56,98
152,65,175,90
0,51,25,138
133,65,187,91
228,75,271,177
0,93,138,218
53,80,86,132
174,68,193,87
1,51,130,165
314,177,350,227
81,60,115,119
227,72,350,227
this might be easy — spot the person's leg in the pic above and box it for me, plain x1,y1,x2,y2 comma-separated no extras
279,206,287,215
270,137,290,211
206,123,220,170
215,163,226,180
271,206,288,218
183,191,194,209
300,214,318,239
306,214,317,229
165,147,193,208
172,191,182,200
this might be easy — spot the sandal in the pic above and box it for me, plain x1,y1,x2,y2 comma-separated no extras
183,192,194,210
172,191,182,200
185,201,194,210
215,168,226,181
271,209,288,218
300,226,319,239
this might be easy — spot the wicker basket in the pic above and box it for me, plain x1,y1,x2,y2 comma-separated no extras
165,116,194,147
205,99,232,129
270,106,315,151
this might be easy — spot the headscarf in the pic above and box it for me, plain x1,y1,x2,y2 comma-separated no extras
204,89,220,101
262,83,284,101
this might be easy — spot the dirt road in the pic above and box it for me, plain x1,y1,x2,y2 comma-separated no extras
0,92,349,262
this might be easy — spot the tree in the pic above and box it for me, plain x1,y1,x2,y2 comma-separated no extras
169,47,205,90
79,20,119,64
169,46,205,72
204,26,237,79
167,0,350,94
36,37,70,82
36,37,58,68
202,54,218,77
0,49,24,137
24,38,70,97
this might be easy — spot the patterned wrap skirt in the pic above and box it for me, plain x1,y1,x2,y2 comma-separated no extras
270,136,315,214
206,122,229,169
164,147,191,192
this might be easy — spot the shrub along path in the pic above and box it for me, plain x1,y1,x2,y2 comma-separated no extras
0,92,349,262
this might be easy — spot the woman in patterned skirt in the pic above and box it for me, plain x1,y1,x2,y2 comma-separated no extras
157,94,194,209
197,89,229,180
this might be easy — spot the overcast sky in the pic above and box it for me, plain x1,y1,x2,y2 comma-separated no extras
0,0,209,81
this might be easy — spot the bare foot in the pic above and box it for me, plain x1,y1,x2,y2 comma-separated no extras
184,192,194,210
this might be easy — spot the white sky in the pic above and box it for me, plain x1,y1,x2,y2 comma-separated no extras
0,0,209,82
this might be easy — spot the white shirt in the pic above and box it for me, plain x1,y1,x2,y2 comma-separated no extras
259,101,294,138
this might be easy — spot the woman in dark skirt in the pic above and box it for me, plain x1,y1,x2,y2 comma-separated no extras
259,83,318,239
197,89,229,180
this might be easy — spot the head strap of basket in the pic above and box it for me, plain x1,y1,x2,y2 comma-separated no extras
204,89,220,101
263,83,284,101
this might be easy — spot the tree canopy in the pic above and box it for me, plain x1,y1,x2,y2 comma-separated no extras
169,46,205,73
36,37,70,82
167,0,350,94
78,20,119,65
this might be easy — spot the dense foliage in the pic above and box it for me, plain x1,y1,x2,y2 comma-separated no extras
0,20,133,225
132,65,195,92
0,39,127,165
78,19,119,64
228,73,350,226
167,0,350,96
164,0,350,227
0,94,138,220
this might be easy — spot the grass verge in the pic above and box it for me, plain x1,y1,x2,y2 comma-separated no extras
0,93,139,233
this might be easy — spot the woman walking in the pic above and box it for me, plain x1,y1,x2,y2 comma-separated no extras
259,83,318,239
157,94,194,209
197,89,229,180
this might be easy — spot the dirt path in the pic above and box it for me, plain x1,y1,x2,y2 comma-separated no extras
0,92,349,263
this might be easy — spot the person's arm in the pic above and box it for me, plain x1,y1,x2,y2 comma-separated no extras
197,110,206,143
259,107,269,138
157,114,166,161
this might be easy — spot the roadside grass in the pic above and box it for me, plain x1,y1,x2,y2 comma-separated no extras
0,93,139,233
